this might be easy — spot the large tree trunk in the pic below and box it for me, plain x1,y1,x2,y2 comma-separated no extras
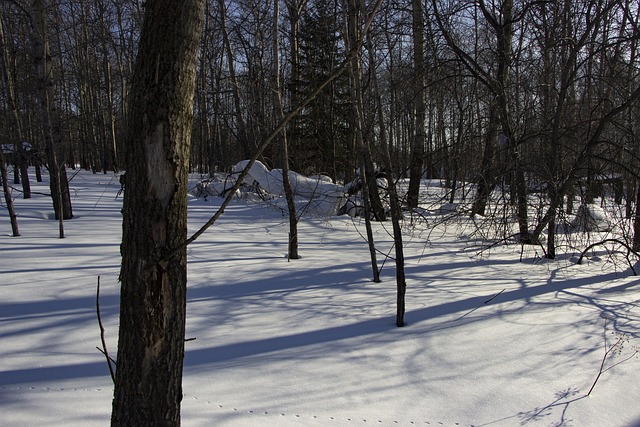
111,0,204,425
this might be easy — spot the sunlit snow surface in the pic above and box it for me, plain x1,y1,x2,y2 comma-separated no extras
1,170,639,426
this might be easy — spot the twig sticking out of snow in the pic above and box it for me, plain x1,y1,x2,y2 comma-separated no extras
96,276,116,384
587,313,639,396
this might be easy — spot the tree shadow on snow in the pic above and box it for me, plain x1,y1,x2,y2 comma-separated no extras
517,387,586,426
183,265,636,367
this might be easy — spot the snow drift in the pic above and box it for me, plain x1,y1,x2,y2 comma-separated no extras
192,160,347,217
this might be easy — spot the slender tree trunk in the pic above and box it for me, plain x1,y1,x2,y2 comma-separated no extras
633,184,640,252
95,1,119,172
0,148,20,236
197,2,212,173
102,50,119,172
347,0,380,283
31,0,73,232
273,0,299,260
359,157,381,283
364,25,406,325
286,0,303,172
345,0,385,222
363,141,386,221
494,0,529,243
407,0,426,209
547,210,556,259
0,18,30,199
219,0,250,159
110,0,205,425
470,108,499,217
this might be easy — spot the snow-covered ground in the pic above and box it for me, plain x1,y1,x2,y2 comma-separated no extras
1,170,639,426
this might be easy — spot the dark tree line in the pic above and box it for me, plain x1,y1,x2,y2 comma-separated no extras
2,0,639,250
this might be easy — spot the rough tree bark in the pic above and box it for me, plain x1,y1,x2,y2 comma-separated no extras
110,0,205,425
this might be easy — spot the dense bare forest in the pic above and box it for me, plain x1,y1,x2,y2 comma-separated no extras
1,0,640,252
2,1,640,424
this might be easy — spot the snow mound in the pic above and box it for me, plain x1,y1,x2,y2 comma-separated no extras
571,203,613,232
231,160,347,217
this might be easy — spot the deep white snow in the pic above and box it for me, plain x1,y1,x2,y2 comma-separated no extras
1,169,639,426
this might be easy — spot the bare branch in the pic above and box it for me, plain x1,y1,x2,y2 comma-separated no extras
96,276,116,384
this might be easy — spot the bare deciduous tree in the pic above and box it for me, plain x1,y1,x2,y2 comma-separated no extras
110,0,205,424
31,0,73,237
